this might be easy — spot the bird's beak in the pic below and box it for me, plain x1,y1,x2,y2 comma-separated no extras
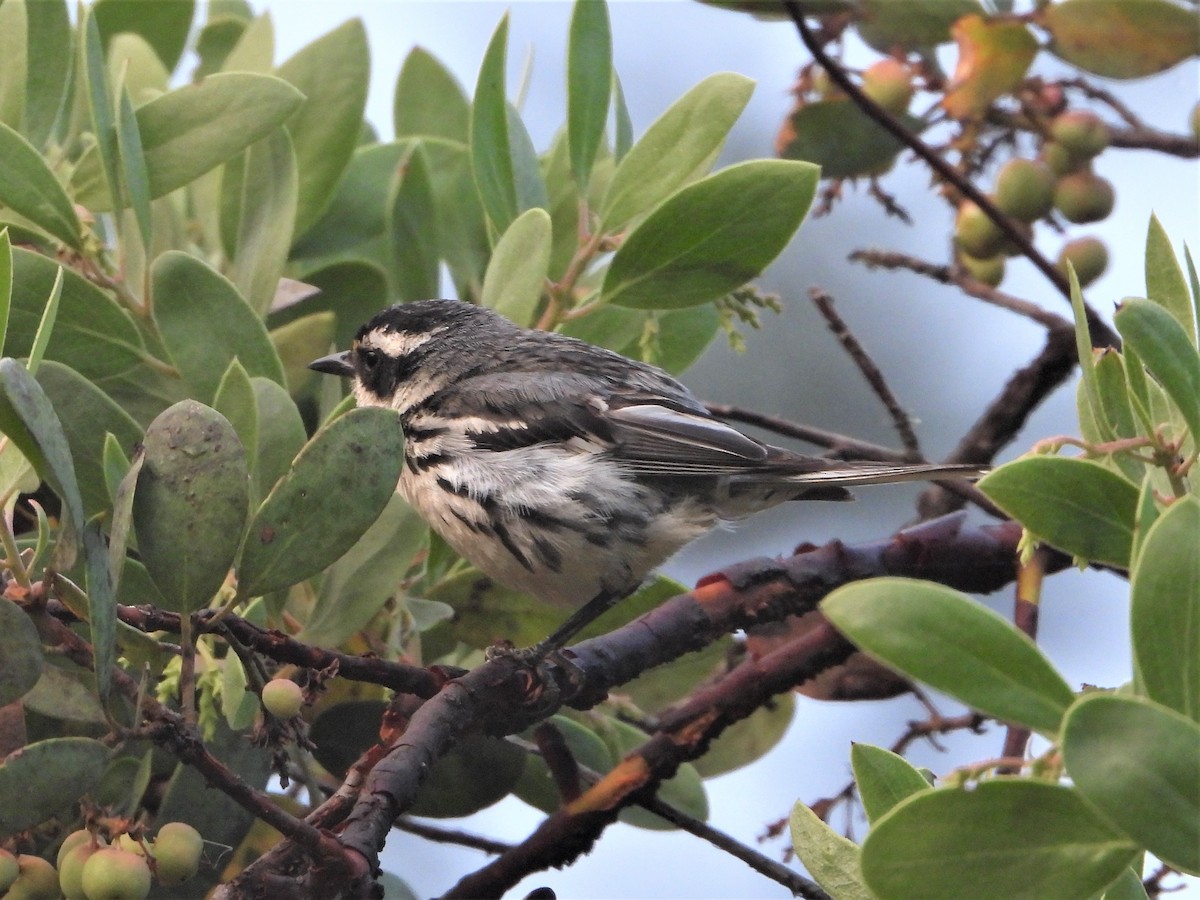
309,351,354,378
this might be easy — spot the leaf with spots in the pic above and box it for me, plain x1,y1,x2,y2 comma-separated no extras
236,406,404,599
132,400,248,613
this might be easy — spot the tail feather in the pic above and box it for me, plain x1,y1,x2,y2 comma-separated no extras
782,461,986,487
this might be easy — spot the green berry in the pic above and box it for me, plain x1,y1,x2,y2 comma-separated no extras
60,842,107,900
954,200,1005,258
0,849,20,892
1056,237,1109,287
1039,141,1083,177
1050,110,1109,159
1054,171,1115,224
862,59,915,113
81,848,151,900
153,822,203,886
261,678,304,718
6,854,59,899
959,252,1006,287
994,158,1056,223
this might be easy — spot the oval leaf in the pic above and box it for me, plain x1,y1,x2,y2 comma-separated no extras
789,799,872,900
600,72,754,230
1130,496,1200,721
481,207,551,326
0,122,81,248
601,159,818,310
0,598,43,705
133,400,249,613
394,47,469,142
1063,693,1200,875
979,456,1138,567
779,100,918,178
567,0,612,187
152,251,286,402
851,742,933,824
1041,0,1200,79
822,578,1076,735
237,406,404,598
1115,297,1200,446
229,127,298,316
0,737,110,836
861,781,1138,900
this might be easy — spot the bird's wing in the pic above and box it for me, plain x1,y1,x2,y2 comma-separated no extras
604,402,775,474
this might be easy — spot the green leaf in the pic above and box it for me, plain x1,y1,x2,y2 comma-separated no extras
693,691,794,778
229,127,298,315
600,73,754,230
851,743,933,824
115,86,152,252
1130,496,1200,721
22,663,107,725
513,715,615,813
82,519,117,699
22,0,72,149
789,799,871,900
602,159,818,310
0,596,43,705
1041,0,1200,79
388,145,440,301
0,229,10,353
1063,693,1200,875
629,305,721,374
276,18,369,237
213,359,259,489
471,14,518,230
0,358,84,531
107,440,142,591
35,361,141,518
273,261,387,353
822,578,1076,735
25,266,62,376
408,733,527,819
7,248,147,386
299,493,425,647
861,781,1137,900
858,0,982,51
251,377,305,504
779,99,919,179
1116,298,1200,445
219,649,258,730
612,72,633,163
73,73,305,209
152,251,286,402
269,311,335,397
83,8,121,219
237,407,404,598
567,0,612,187
0,122,81,248
93,0,194,73
480,207,551,326
133,400,249,613
108,32,171,107
220,11,274,74
1145,214,1195,345
394,47,469,143
980,456,1138,567
0,737,111,836
594,717,708,831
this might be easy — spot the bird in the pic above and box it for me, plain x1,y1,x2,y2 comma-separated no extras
309,299,982,660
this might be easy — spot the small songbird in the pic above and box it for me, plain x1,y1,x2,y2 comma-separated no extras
310,300,980,658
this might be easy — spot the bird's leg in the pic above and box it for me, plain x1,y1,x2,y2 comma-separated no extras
487,588,628,664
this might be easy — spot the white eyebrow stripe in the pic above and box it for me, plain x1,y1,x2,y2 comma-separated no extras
362,327,444,357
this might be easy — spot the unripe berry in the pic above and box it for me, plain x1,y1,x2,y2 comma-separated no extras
261,678,304,718
58,830,105,869
0,849,18,892
954,200,1004,258
1039,141,1083,176
1056,237,1109,287
1050,110,1108,159
81,848,151,900
993,158,1056,223
153,822,203,886
1054,171,1115,224
60,841,107,900
959,252,1005,287
6,854,59,899
861,59,915,113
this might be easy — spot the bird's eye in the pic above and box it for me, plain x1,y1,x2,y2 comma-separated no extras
359,348,381,371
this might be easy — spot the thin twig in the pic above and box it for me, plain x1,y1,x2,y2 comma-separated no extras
395,818,514,856
848,248,1075,333
809,287,922,457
